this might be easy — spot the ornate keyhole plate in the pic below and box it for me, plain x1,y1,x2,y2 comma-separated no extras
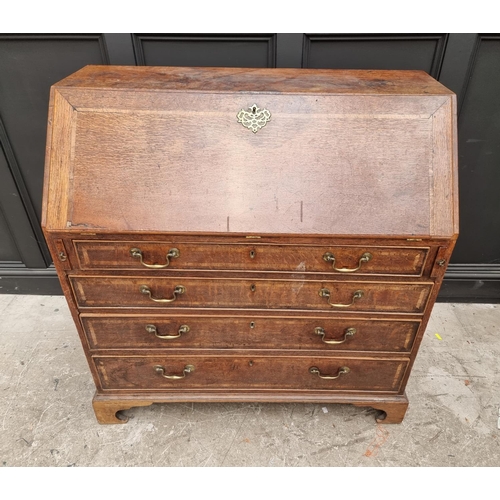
237,104,271,133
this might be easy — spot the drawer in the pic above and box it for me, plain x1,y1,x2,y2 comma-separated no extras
81,314,420,352
73,240,429,276
94,355,409,392
71,276,433,313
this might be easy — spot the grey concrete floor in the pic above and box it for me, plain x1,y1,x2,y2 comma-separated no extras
0,294,499,466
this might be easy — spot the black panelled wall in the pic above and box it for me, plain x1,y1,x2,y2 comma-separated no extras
0,33,498,301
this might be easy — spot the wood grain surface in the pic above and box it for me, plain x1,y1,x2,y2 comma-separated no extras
67,99,435,235
74,240,429,276
70,275,433,313
81,313,421,352
53,65,453,95
93,354,408,392
91,392,409,424
42,67,457,238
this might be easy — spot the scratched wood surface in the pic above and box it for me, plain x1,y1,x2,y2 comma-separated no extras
53,65,452,95
70,275,433,313
67,97,434,235
93,355,408,392
73,240,429,276
42,67,457,237
81,313,420,352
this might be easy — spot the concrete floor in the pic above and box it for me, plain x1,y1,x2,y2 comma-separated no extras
0,294,499,467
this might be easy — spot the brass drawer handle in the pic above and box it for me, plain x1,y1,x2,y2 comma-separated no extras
323,252,372,272
154,364,194,380
139,284,186,303
314,326,356,344
309,366,350,380
319,288,364,308
146,324,190,339
130,247,180,268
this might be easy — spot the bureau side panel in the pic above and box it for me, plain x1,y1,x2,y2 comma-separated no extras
430,97,457,237
42,91,77,231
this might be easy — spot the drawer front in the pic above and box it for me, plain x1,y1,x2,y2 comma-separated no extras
94,355,409,392
71,276,433,313
82,314,420,352
74,240,429,276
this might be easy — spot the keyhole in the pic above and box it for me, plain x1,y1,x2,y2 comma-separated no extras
252,106,256,113
250,321,256,329
250,250,256,259
249,360,254,367
250,284,256,292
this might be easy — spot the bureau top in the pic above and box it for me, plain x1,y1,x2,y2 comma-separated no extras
51,65,452,96
42,66,458,238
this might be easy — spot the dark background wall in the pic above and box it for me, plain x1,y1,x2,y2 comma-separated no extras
0,33,499,301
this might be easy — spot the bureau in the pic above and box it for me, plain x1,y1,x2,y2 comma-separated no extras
42,65,458,424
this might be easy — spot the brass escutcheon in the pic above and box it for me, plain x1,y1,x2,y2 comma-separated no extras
237,104,271,133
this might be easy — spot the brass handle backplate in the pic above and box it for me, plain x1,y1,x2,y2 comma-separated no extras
323,252,372,273
154,364,194,380
146,324,190,340
319,288,364,308
130,247,180,268
314,326,356,344
139,284,185,303
309,366,350,380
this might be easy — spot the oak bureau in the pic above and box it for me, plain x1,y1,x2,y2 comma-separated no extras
42,65,458,424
